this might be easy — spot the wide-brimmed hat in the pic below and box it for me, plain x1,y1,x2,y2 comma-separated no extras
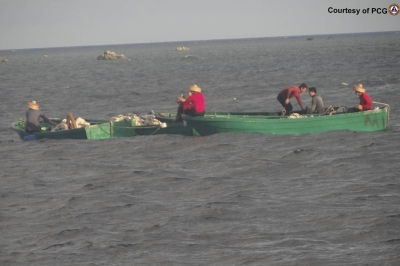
189,84,201,93
353,84,366,93
27,100,39,110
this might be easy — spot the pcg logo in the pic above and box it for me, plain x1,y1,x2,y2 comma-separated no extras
388,3,400,15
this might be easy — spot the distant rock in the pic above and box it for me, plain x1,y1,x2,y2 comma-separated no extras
97,50,127,60
0,57,8,63
176,46,189,51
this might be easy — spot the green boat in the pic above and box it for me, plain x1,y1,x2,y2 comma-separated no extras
11,113,199,141
85,113,198,139
11,118,108,141
182,103,390,136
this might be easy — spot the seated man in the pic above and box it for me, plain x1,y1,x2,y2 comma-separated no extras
25,100,56,133
306,87,324,114
354,84,372,110
176,84,205,121
348,84,372,112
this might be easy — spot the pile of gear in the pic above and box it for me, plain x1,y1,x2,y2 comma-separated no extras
324,105,348,115
288,113,307,119
111,113,167,128
51,117,90,131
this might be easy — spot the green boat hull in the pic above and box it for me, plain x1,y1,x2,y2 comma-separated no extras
182,107,389,136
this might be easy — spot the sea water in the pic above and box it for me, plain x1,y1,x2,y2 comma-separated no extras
1,32,400,265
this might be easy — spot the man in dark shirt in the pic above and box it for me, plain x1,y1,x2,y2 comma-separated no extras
25,100,56,132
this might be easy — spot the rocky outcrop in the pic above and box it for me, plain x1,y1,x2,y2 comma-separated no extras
176,46,189,51
0,58,8,63
97,50,127,60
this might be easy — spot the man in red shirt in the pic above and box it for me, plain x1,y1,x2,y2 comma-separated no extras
277,83,308,114
175,84,205,122
354,84,372,110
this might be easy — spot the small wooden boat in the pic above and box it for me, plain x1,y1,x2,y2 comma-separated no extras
85,113,198,139
11,118,107,141
11,113,199,141
182,103,390,136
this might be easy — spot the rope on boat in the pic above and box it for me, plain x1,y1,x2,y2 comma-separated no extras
111,125,162,136
96,124,111,135
149,127,161,135
373,101,390,125
112,125,163,129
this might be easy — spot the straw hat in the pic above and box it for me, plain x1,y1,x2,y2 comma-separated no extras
189,84,201,93
27,100,39,110
353,84,366,93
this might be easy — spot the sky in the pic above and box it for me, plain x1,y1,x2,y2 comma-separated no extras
0,0,399,50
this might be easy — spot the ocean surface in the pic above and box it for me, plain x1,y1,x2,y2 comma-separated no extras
1,32,400,266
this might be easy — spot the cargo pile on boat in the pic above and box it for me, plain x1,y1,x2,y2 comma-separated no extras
111,113,167,128
51,117,91,131
288,113,306,118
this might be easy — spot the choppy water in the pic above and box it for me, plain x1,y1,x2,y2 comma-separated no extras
1,32,400,265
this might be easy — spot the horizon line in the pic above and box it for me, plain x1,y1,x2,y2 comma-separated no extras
1,30,399,52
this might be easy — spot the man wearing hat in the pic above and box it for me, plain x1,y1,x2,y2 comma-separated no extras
353,84,372,111
25,100,57,132
175,84,205,121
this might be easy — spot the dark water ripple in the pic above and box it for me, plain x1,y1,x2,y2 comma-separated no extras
1,32,400,265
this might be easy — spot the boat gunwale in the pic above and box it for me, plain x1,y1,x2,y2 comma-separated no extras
183,107,387,121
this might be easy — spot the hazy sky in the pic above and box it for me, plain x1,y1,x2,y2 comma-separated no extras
0,0,399,50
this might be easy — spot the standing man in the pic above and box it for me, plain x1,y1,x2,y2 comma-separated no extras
306,87,325,114
277,83,308,114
